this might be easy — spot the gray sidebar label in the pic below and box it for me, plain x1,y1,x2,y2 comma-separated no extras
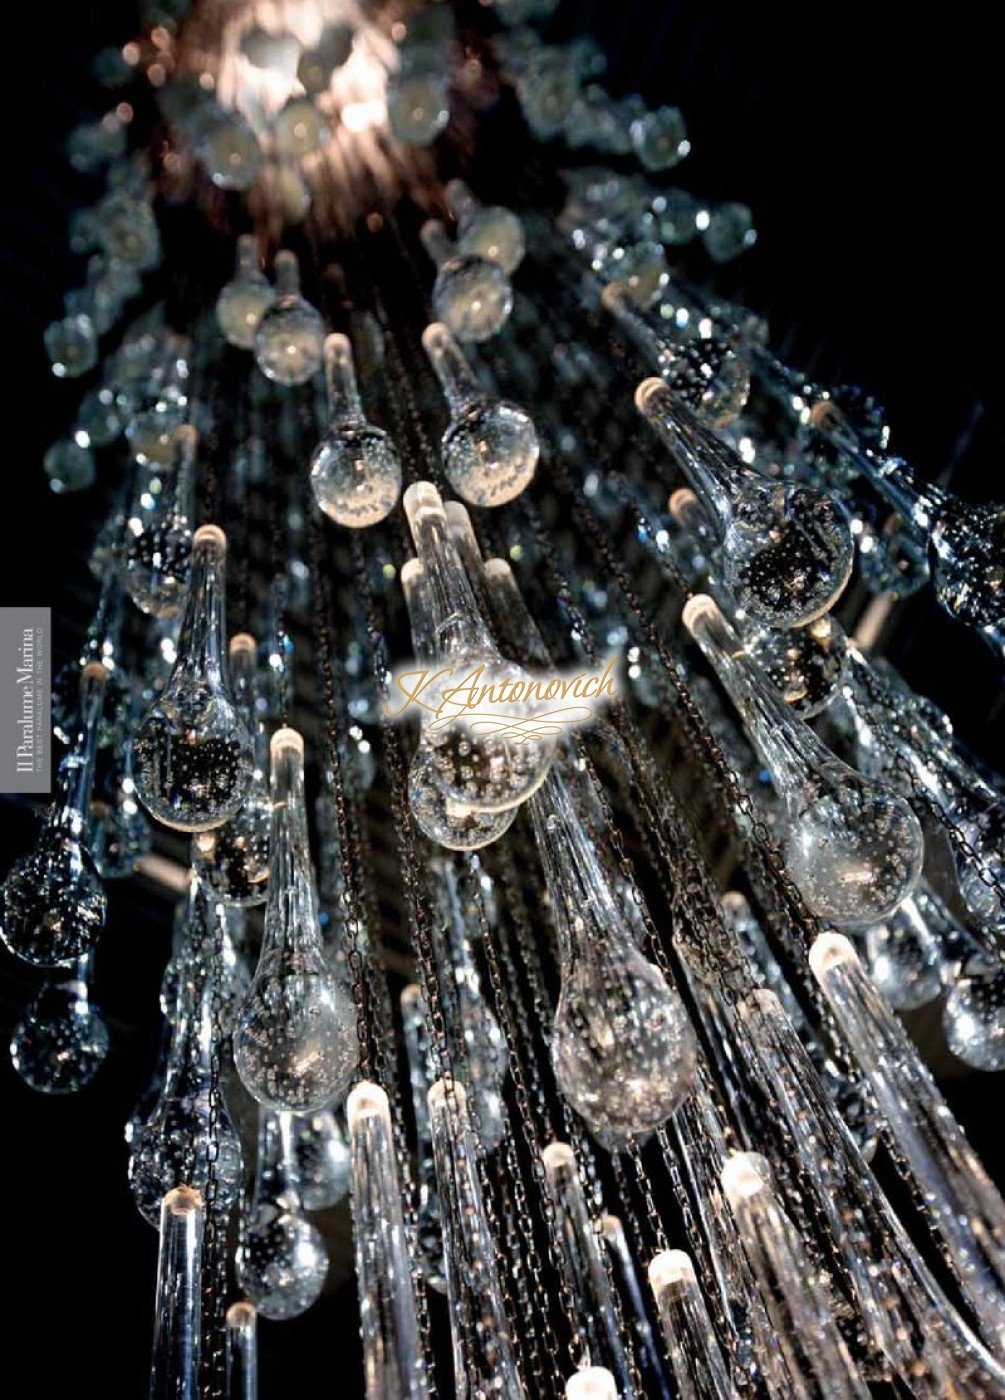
0,607,51,794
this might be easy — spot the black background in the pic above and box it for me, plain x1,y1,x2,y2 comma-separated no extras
1,1,1002,1393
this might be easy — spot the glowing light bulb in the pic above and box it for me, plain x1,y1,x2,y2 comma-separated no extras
421,220,513,344
309,333,402,527
1,663,108,968
445,179,526,275
422,322,538,506
639,379,853,627
233,728,358,1112
134,525,255,831
216,235,274,351
685,595,923,929
254,251,325,386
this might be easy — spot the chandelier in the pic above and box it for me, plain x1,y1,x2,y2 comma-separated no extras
4,0,1005,1396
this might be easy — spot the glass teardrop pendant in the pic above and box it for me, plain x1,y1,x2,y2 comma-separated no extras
134,526,255,832
233,728,358,1112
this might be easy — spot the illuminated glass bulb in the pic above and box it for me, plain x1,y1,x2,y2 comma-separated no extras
197,109,264,192
290,1108,350,1211
0,663,108,968
128,882,244,1227
639,379,853,627
44,313,98,379
631,105,689,171
445,179,526,275
192,634,271,904
9,952,110,1094
702,203,756,263
254,251,325,386
604,283,748,427
125,338,190,468
530,762,697,1146
402,482,553,813
273,97,327,161
685,595,923,928
76,385,123,448
309,333,402,527
240,24,300,74
297,25,353,94
811,399,1005,643
421,321,537,506
216,235,274,351
944,960,1005,1072
134,525,255,831
95,190,161,269
421,220,513,343
237,1110,329,1320
386,59,450,146
233,728,358,1112
518,49,580,140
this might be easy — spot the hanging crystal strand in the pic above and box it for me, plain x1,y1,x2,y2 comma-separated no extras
665,1060,797,1397
600,1217,673,1400
732,989,1005,1395
192,633,271,904
225,1302,257,1400
637,379,853,627
9,948,110,1093
233,728,358,1112
1,661,108,967
809,396,1005,644
421,321,539,506
647,1250,737,1400
428,1076,527,1399
720,1153,870,1398
122,422,198,619
420,218,513,343
52,565,129,745
809,932,1005,1352
134,525,254,831
402,559,519,850
129,881,243,1226
346,1081,428,1400
430,857,509,1150
124,334,191,469
602,282,749,427
400,984,446,1292
684,594,923,928
401,481,553,813
309,332,401,528
90,699,154,880
150,1186,204,1400
236,1108,329,1320
527,757,697,1146
840,648,1005,934
720,892,879,1158
542,1142,637,1395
